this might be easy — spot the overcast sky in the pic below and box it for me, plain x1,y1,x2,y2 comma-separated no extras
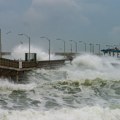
0,0,120,53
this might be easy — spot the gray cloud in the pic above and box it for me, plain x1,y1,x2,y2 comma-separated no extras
1,0,120,51
24,0,88,23
109,26,120,42
24,0,108,27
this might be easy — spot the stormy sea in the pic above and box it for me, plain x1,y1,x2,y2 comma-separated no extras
0,45,120,120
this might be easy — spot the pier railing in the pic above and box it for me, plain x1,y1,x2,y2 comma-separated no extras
0,58,65,69
0,58,19,68
22,61,37,68
37,60,65,69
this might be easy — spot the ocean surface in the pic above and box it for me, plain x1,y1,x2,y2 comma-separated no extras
0,53,120,120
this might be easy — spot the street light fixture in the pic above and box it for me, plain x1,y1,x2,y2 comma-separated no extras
18,33,31,61
106,45,110,49
6,31,12,34
56,38,66,57
40,36,51,61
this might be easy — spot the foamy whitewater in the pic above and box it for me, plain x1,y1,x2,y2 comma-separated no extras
0,45,120,120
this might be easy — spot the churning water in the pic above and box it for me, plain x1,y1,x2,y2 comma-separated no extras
0,45,120,120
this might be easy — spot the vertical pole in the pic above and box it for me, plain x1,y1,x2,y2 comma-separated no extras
99,44,100,56
96,44,100,56
29,37,30,61
48,39,51,69
49,40,50,61
16,71,19,83
84,43,86,52
0,29,2,58
79,41,82,53
70,43,72,53
92,44,94,54
64,41,65,58
89,43,92,53
75,42,77,53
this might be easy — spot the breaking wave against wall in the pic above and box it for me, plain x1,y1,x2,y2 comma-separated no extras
11,44,63,60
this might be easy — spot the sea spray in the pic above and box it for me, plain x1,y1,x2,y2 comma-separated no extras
0,106,120,120
11,44,63,60
0,78,36,92
59,54,120,80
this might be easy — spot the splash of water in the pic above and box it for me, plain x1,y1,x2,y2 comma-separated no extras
0,78,36,92
59,54,120,80
0,106,120,120
11,44,63,60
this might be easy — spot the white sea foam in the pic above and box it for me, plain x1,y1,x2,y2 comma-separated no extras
0,78,36,92
59,54,120,80
0,106,119,120
11,44,63,60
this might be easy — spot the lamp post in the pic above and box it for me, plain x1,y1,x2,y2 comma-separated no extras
79,41,82,52
18,33,31,61
96,44,100,55
69,40,73,53
89,43,92,53
56,38,65,57
89,43,94,54
40,36,51,61
84,43,86,52
70,40,77,53
92,44,94,54
0,29,2,58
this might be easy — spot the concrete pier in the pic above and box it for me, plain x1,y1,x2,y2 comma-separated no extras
0,57,65,81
